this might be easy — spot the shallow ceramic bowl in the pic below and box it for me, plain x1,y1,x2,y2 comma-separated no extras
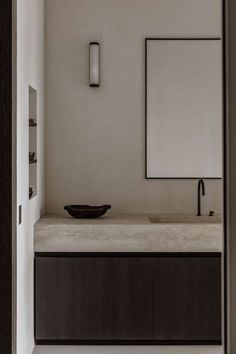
64,205,111,218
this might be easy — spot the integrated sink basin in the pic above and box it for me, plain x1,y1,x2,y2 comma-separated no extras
149,214,221,224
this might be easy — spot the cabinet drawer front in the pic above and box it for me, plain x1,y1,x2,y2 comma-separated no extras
154,256,222,342
35,256,153,340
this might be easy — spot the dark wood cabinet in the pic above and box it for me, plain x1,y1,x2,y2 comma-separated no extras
35,253,222,345
153,255,222,344
35,255,153,342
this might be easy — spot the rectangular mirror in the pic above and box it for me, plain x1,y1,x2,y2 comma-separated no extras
145,38,223,179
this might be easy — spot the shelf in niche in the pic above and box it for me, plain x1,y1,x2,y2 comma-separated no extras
29,86,37,200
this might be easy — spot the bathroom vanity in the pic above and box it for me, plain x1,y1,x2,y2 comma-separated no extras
34,215,222,345
32,31,224,348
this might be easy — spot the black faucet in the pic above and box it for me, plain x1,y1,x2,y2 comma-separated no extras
197,178,205,216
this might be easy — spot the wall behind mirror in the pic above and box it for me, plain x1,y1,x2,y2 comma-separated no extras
146,38,223,179
45,0,223,215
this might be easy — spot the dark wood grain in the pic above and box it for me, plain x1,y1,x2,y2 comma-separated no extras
0,1,15,353
154,256,222,342
35,256,153,340
35,253,221,344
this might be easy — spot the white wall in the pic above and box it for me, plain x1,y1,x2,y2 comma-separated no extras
45,0,223,215
17,0,45,353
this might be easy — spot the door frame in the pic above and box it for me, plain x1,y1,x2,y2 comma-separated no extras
226,0,236,352
0,0,234,353
223,0,228,353
0,0,17,353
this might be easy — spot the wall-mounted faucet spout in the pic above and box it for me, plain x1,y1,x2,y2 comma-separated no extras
197,178,205,216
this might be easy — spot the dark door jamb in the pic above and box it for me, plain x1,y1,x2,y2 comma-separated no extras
0,0,17,353
0,0,230,353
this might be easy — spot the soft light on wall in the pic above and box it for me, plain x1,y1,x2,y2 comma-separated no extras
89,42,100,87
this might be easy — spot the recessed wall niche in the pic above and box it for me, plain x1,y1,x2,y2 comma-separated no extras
29,86,37,199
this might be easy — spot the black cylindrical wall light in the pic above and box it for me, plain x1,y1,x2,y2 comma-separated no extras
89,42,100,87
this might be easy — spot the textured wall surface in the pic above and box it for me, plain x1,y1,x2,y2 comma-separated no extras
45,0,223,215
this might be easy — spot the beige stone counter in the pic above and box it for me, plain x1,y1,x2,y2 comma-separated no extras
34,214,223,253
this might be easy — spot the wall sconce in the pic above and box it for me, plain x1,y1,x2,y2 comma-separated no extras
89,42,100,87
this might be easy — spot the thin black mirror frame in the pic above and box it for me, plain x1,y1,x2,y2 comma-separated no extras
145,37,223,180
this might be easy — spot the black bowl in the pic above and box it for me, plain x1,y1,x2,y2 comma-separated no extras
64,205,111,219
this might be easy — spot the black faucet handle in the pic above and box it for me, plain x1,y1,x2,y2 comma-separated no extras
209,210,215,216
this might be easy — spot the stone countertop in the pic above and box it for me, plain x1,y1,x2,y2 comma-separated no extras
34,214,223,253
